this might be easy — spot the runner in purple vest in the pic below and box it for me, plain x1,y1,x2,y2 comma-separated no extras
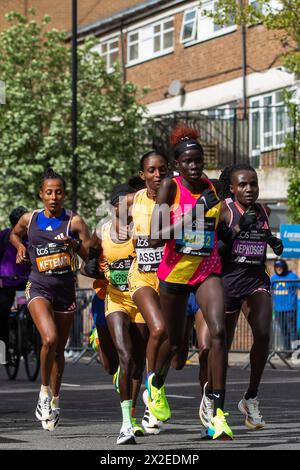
0,207,30,354
10,168,90,432
199,164,283,431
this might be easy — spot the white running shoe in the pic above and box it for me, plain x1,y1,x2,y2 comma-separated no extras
199,382,214,428
35,393,54,422
142,389,162,435
42,408,60,431
117,426,136,445
238,395,266,429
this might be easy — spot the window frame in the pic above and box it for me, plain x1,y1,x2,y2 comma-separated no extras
127,16,175,66
182,0,237,48
203,102,237,120
249,89,295,158
180,8,198,44
98,36,120,73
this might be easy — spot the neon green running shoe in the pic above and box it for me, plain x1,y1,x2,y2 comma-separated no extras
131,417,145,437
113,366,120,394
147,373,171,422
89,327,99,351
207,408,233,440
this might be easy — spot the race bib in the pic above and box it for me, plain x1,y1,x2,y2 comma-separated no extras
231,229,267,265
35,243,72,275
175,217,215,256
109,258,133,291
136,236,164,273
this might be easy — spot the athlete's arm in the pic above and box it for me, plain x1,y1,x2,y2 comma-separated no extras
150,177,179,247
218,202,257,243
261,204,284,255
80,230,105,279
9,212,31,264
69,214,90,260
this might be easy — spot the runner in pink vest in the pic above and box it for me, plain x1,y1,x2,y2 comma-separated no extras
150,125,233,440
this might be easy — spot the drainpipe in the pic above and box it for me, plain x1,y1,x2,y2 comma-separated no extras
241,1,247,119
120,21,127,84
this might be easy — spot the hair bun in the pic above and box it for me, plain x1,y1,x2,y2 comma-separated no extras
170,126,199,147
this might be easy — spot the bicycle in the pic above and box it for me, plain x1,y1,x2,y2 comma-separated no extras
1,276,41,381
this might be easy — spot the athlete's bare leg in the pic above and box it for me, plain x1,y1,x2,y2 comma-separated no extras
28,298,57,386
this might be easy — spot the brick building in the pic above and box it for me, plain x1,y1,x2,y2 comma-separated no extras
1,0,298,233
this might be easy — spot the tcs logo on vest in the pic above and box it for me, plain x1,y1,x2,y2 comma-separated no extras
36,247,49,256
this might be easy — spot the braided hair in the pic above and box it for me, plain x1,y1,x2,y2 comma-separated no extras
40,168,66,190
219,164,257,201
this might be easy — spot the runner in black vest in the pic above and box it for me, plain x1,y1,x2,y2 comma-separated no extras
10,168,90,431
199,164,283,431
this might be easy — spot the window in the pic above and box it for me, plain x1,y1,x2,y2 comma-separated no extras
95,37,119,73
204,102,237,119
213,1,234,32
181,1,236,46
128,32,139,62
249,0,282,14
250,90,294,157
127,17,174,65
181,9,198,43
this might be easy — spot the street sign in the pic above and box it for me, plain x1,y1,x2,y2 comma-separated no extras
280,224,300,258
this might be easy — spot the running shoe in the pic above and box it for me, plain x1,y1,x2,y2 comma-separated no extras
131,417,145,437
42,408,60,432
238,395,265,429
35,393,54,422
146,373,171,422
113,366,120,394
207,409,233,440
89,327,99,351
142,389,162,435
116,426,136,445
199,382,214,428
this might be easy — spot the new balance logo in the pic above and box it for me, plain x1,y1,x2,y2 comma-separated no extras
54,233,65,240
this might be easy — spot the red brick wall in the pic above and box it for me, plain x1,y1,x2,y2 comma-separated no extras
0,1,289,107
127,13,287,104
0,0,142,32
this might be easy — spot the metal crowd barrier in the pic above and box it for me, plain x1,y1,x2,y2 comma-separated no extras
66,288,95,363
268,279,300,368
71,281,300,368
188,279,300,369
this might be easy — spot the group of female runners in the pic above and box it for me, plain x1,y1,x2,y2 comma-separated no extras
9,124,283,443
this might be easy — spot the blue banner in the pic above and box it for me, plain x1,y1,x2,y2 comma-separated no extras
280,224,300,259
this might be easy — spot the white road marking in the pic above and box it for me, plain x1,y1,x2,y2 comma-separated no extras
166,394,195,399
61,383,81,387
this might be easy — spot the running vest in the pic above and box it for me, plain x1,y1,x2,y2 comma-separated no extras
101,221,135,292
223,198,269,266
157,176,222,285
27,209,78,277
132,188,164,273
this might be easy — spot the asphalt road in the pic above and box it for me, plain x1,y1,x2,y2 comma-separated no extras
0,357,300,451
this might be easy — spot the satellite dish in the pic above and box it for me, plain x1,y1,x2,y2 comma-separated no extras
168,79,183,96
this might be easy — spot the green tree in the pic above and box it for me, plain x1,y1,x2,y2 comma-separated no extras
0,11,151,228
203,0,300,221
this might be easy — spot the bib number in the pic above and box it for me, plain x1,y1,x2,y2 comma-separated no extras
175,217,215,256
136,237,163,273
109,258,133,291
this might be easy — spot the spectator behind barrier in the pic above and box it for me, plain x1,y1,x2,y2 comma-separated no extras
271,260,300,351
0,207,30,352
